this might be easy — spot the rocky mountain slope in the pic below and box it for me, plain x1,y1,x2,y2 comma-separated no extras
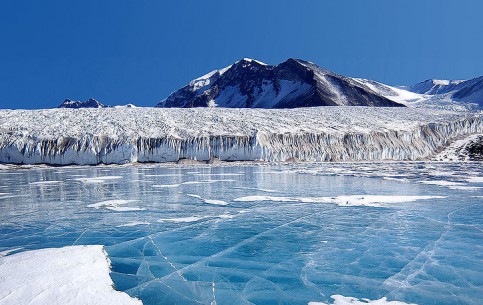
58,98,107,109
401,77,483,107
157,58,404,108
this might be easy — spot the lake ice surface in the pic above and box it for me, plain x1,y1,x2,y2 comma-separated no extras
0,162,482,305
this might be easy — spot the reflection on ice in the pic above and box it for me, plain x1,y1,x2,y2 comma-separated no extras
309,295,417,305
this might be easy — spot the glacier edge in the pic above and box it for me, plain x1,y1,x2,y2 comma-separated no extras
0,108,482,165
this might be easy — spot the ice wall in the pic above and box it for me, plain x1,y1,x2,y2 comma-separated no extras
0,108,481,165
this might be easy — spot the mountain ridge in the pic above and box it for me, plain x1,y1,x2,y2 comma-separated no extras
401,76,483,107
58,98,107,109
156,58,404,108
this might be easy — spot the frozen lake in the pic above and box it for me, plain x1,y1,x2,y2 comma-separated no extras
0,162,482,305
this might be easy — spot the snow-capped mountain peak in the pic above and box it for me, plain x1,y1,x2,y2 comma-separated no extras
58,98,107,109
238,58,267,66
401,76,483,108
157,58,403,108
155,58,482,110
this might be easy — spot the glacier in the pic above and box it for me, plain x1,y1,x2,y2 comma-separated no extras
0,107,482,165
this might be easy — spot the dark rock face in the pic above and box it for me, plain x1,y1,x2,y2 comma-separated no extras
157,58,404,108
58,98,106,109
452,77,483,102
465,136,483,161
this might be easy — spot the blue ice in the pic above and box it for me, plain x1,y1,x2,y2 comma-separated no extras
0,162,482,305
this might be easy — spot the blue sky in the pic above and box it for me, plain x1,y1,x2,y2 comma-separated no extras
1,0,482,109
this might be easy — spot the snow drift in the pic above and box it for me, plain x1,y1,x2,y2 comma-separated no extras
0,107,481,165
0,245,142,305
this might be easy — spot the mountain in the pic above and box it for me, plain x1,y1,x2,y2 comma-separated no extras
402,79,466,95
402,77,483,106
58,98,107,109
156,58,404,108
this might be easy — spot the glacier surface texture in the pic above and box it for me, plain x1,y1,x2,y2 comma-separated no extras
0,107,482,165
0,163,482,305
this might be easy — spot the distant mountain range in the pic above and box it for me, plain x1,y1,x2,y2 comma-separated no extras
56,58,483,109
156,58,483,110
58,98,107,109
156,58,402,108
58,99,136,109
401,77,483,104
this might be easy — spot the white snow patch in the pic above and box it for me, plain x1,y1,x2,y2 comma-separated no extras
233,187,280,193
74,176,123,184
433,79,451,86
447,186,483,191
234,196,297,202
152,184,181,188
158,213,234,223
382,177,409,182
87,200,144,211
467,177,483,183
182,179,235,185
309,294,417,305
202,199,230,206
158,216,205,223
117,221,150,227
0,245,142,305
29,180,62,185
234,195,445,207
186,194,229,206
216,213,235,219
192,173,244,176
207,99,217,107
241,58,267,65
420,180,466,187
152,179,234,188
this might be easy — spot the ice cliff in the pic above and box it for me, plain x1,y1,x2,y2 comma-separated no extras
0,107,481,165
